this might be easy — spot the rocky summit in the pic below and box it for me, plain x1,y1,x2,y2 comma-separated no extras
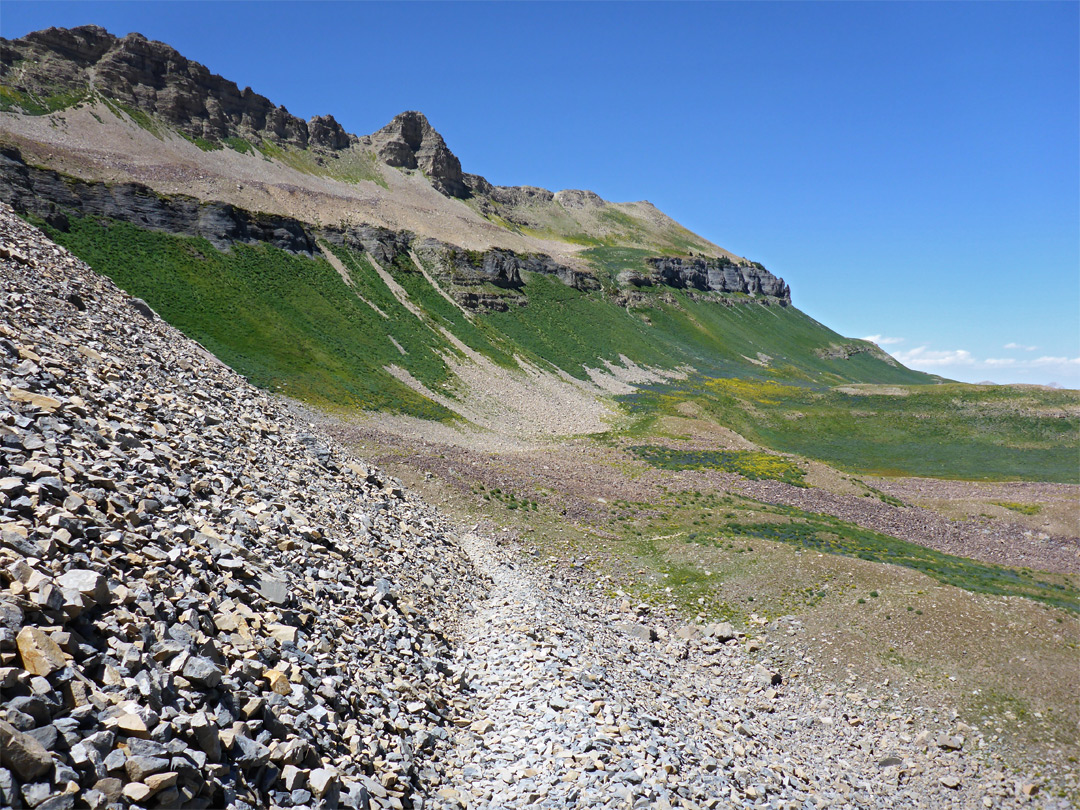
0,207,1067,808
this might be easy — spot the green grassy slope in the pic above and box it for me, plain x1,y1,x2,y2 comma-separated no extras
43,216,926,412
36,215,1078,482
623,378,1080,483
481,273,932,387
42,217,464,417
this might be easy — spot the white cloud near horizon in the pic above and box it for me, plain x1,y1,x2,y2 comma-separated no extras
891,346,974,367
862,334,905,346
1031,356,1080,367
1003,342,1038,351
888,345,1080,386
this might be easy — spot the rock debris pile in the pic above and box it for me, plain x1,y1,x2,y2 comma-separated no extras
0,203,481,809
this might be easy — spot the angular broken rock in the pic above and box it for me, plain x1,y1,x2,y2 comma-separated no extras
0,719,54,781
939,774,961,789
469,719,495,735
266,623,298,644
258,576,290,605
308,767,338,800
15,626,67,676
124,755,169,782
614,622,657,642
703,622,736,642
753,664,782,687
7,387,62,412
122,782,153,803
55,569,110,605
264,669,292,695
181,656,222,688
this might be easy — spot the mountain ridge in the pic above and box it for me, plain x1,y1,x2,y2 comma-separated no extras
0,23,938,428
0,25,740,266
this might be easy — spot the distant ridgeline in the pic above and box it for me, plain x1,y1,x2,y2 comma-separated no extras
0,23,939,424
0,147,789,310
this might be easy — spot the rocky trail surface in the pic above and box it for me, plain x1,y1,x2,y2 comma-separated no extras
433,532,1058,810
0,205,1066,809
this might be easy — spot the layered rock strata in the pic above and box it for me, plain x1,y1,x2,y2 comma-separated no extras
363,112,468,199
0,146,316,255
0,146,603,310
643,257,790,305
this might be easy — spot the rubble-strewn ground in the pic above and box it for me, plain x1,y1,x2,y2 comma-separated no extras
0,205,482,809
324,417,1080,809
2,205,1076,810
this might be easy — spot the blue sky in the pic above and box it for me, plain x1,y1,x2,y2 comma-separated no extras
4,2,1078,387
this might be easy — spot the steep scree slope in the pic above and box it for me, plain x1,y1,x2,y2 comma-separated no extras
0,204,484,808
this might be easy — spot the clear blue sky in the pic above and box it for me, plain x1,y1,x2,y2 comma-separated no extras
4,2,1078,387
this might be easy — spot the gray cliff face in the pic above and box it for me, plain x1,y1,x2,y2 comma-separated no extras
0,146,596,303
0,147,317,254
364,111,468,199
411,242,599,308
1,25,353,150
645,256,790,305
323,224,414,269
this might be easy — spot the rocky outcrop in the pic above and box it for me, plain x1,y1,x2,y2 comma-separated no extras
554,189,605,209
406,241,596,311
1,25,354,151
1,145,785,312
489,185,556,207
0,147,317,255
1,146,597,305
363,112,468,198
323,223,414,268
645,256,790,304
815,341,899,366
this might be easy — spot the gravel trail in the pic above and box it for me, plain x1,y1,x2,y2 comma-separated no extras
428,532,1059,809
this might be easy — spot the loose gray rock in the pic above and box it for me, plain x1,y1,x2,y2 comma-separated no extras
0,720,53,781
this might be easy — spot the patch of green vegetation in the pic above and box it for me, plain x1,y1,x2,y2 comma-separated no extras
180,132,223,152
629,444,807,486
991,501,1042,515
254,139,387,187
726,513,1078,612
579,245,657,289
0,85,90,115
36,215,519,419
590,483,1077,615
596,206,644,236
393,255,518,370
480,271,927,392
474,485,539,512
856,481,905,506
222,136,256,155
97,96,164,138
623,378,1080,484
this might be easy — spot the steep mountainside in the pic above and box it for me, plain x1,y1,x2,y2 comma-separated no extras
0,26,726,262
0,24,935,430
1,27,1078,809
4,202,1072,810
